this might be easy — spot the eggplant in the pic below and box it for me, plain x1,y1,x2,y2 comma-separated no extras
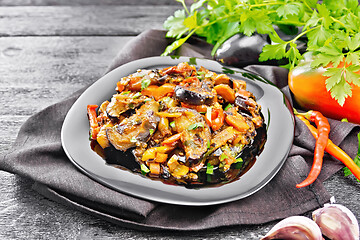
169,107,212,167
174,85,215,105
106,100,160,151
103,145,140,171
215,33,269,68
106,92,146,118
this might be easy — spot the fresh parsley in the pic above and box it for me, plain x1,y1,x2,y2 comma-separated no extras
187,122,204,130
163,0,360,106
141,78,151,90
206,162,214,175
141,164,150,175
343,132,360,182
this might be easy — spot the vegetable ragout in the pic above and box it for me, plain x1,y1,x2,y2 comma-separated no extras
87,62,267,188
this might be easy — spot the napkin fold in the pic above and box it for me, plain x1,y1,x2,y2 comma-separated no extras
1,29,359,231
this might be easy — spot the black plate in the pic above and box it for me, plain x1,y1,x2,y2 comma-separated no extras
61,57,294,206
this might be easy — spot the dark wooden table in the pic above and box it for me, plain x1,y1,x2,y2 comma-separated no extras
1,1,359,239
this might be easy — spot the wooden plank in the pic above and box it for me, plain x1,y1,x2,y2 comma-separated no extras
0,36,132,116
0,6,179,36
0,0,188,6
0,36,132,157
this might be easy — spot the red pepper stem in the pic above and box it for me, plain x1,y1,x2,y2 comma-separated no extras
293,108,313,119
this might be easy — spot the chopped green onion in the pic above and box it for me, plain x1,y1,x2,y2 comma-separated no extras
224,103,233,111
132,92,142,99
220,153,228,161
188,122,204,130
130,137,137,143
207,140,211,149
121,91,131,95
170,121,175,128
197,71,205,75
234,157,243,169
141,164,150,175
149,129,154,135
188,57,197,65
141,78,151,90
206,162,214,175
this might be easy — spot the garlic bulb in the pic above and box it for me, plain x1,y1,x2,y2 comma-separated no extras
312,203,359,240
261,216,323,240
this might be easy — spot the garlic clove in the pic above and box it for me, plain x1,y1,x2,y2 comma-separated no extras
312,203,359,240
261,216,323,240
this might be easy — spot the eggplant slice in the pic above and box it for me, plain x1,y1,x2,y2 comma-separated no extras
106,100,160,151
174,85,215,105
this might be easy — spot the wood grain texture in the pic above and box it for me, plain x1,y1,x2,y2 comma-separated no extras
0,6,179,36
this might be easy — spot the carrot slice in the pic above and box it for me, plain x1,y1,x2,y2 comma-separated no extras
214,84,235,103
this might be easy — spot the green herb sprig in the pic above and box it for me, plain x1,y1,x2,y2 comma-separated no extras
163,0,360,106
343,132,360,181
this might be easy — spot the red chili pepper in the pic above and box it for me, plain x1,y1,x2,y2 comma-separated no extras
87,104,99,140
205,107,225,131
296,110,330,188
297,115,360,181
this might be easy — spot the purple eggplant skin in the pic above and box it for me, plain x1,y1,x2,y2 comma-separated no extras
215,34,270,68
174,85,214,105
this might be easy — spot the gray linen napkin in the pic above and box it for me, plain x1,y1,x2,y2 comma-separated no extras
1,29,359,231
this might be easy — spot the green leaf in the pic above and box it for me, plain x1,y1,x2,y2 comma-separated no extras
161,37,187,56
276,3,300,18
346,52,360,65
184,12,198,29
318,44,342,56
307,26,332,47
328,72,352,106
324,67,343,89
190,0,206,13
310,53,333,68
346,33,360,52
285,42,302,67
316,4,333,28
259,43,287,62
345,68,360,87
239,15,256,36
343,132,360,181
304,10,320,29
304,0,318,9
188,57,197,65
253,11,273,34
164,9,188,38
346,0,359,12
